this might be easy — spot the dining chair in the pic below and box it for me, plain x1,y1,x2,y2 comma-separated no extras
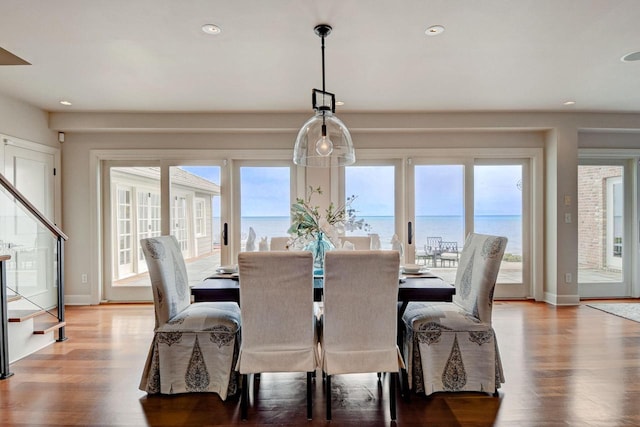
138,236,241,400
439,240,459,267
425,236,443,267
236,251,317,420
321,250,404,421
402,233,507,396
269,236,290,251
339,235,372,250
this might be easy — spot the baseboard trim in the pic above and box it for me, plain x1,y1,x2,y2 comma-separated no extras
544,292,580,306
64,294,93,305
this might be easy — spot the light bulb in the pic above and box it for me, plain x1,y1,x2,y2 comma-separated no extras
315,123,333,156
315,134,333,156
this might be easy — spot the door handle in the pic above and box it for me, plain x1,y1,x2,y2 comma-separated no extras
408,221,413,245
222,223,228,246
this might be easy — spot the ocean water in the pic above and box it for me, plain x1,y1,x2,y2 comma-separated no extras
240,215,522,255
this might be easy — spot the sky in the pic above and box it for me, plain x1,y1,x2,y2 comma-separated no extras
180,164,522,217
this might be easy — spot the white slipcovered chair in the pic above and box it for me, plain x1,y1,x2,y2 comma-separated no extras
269,236,290,251
402,233,507,396
236,251,318,420
321,250,404,421
338,236,372,250
139,236,241,399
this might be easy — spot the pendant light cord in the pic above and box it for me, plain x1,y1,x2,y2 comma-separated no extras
321,33,326,94
320,32,327,134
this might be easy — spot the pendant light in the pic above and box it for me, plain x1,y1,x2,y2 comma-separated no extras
293,24,355,167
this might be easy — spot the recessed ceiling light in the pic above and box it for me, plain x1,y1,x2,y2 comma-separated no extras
336,101,345,106
425,25,445,36
621,51,640,62
59,100,72,106
563,101,576,106
201,24,222,35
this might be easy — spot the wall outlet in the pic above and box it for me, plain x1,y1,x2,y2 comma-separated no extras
565,273,572,283
81,273,88,284
564,213,572,223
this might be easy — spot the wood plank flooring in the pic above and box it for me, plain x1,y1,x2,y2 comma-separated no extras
1,301,639,426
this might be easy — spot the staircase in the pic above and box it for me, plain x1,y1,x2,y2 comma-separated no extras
1,172,67,379
6,296,65,362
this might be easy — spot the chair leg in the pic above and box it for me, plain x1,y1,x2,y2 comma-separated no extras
377,372,382,381
399,367,411,402
389,372,397,421
241,373,248,420
326,374,332,421
307,371,313,420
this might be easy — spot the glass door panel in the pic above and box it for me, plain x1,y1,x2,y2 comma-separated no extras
474,164,523,284
414,164,465,283
170,166,222,284
578,164,626,297
106,166,160,301
344,165,395,249
239,166,292,253
105,163,223,301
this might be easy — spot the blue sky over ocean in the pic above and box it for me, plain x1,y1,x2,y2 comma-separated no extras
180,164,522,217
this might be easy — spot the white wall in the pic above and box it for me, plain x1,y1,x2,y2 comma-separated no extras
0,93,57,149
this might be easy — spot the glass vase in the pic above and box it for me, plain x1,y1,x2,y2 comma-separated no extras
304,231,333,275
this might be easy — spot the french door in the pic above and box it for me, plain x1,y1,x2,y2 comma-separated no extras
577,159,630,298
342,161,400,250
232,160,296,258
104,162,223,301
405,157,531,298
340,154,532,298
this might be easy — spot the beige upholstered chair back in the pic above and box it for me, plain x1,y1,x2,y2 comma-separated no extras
236,251,316,373
141,236,190,328
453,233,508,324
322,250,402,375
269,236,290,251
339,236,372,250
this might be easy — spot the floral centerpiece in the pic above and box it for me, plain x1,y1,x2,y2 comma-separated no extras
287,186,371,252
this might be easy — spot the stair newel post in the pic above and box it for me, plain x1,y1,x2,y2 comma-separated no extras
1,255,14,379
56,236,67,342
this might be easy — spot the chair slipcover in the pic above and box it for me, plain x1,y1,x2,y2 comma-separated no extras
339,236,372,250
403,233,507,396
138,236,241,400
321,250,404,420
236,251,317,419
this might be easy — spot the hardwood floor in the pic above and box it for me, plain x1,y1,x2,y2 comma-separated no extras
1,301,639,426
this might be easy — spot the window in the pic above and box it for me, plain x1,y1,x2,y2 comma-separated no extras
194,198,206,237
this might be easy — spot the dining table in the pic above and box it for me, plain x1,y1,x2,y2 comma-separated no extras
191,273,455,316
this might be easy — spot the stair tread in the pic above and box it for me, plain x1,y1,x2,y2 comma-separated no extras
33,319,66,335
7,293,22,302
8,309,46,322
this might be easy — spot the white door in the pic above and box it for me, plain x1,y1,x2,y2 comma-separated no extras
4,143,57,308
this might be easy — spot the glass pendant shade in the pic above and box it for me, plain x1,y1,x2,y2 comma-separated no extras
293,109,355,167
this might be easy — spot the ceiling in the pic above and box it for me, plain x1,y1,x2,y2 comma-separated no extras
1,0,640,114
